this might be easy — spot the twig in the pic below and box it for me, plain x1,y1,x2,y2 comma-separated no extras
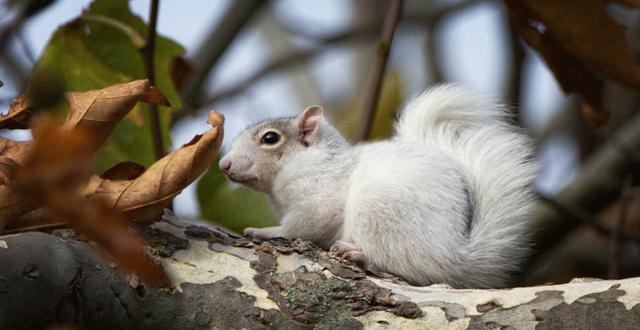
595,127,640,165
0,51,29,90
143,0,164,160
531,110,640,259
174,1,485,122
206,49,315,106
505,20,524,121
171,30,378,122
425,22,444,84
356,0,404,141
608,176,634,279
173,50,312,123
0,8,28,90
180,0,266,109
538,192,640,244
279,0,486,42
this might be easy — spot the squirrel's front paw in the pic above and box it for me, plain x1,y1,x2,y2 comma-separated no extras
330,241,367,268
243,226,283,240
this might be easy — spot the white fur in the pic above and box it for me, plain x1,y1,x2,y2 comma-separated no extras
369,84,536,287
222,84,536,288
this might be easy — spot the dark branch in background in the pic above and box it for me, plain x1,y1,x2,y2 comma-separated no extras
595,127,640,165
0,0,57,94
0,25,30,92
356,0,404,141
0,51,29,93
424,22,444,84
278,0,486,42
170,0,487,123
169,31,380,123
608,176,634,279
505,20,525,122
143,0,164,160
538,192,640,244
203,50,318,107
179,0,266,111
532,111,640,259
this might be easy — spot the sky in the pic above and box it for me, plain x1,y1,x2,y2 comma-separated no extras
0,0,574,217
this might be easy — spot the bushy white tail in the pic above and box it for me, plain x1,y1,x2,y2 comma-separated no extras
395,85,536,287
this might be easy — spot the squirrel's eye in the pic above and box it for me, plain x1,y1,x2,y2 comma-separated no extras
261,131,280,145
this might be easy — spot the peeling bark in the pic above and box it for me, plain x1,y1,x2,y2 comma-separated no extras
1,219,640,329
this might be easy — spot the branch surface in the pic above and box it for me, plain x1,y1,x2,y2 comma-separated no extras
2,219,640,329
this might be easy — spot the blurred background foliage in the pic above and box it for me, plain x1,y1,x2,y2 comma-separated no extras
2,0,640,286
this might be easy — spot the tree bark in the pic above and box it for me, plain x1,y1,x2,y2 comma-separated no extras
1,218,640,329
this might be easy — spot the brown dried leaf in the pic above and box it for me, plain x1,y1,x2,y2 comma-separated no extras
0,157,18,185
610,0,640,8
0,186,35,233
503,0,636,126
83,111,225,222
0,137,34,166
0,141,36,231
0,157,25,231
101,161,146,180
62,79,170,149
0,80,174,231
512,0,640,90
2,209,66,234
170,56,194,91
11,121,167,285
0,96,36,129
581,102,611,127
140,86,171,107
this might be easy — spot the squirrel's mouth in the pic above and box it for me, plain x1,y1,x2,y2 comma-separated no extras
225,174,258,184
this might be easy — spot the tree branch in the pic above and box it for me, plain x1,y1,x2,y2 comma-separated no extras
533,111,640,254
3,220,640,328
505,19,525,121
425,22,445,85
173,31,378,122
356,0,404,141
179,0,266,110
538,192,640,244
279,0,487,42
173,0,486,121
608,176,635,279
143,0,165,160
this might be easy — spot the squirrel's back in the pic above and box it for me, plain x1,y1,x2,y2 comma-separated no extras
395,85,537,287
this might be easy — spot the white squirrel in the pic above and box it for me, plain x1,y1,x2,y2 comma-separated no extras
218,85,536,288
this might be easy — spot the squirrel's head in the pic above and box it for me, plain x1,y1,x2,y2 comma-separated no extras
219,105,330,192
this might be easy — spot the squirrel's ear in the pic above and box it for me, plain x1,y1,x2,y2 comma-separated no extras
297,105,324,146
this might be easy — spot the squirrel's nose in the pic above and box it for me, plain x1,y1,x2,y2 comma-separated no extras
219,158,232,174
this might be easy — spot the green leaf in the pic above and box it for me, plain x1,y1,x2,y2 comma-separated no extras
29,0,184,172
197,162,277,234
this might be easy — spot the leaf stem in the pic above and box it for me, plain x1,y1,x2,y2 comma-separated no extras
144,0,165,160
356,0,404,141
